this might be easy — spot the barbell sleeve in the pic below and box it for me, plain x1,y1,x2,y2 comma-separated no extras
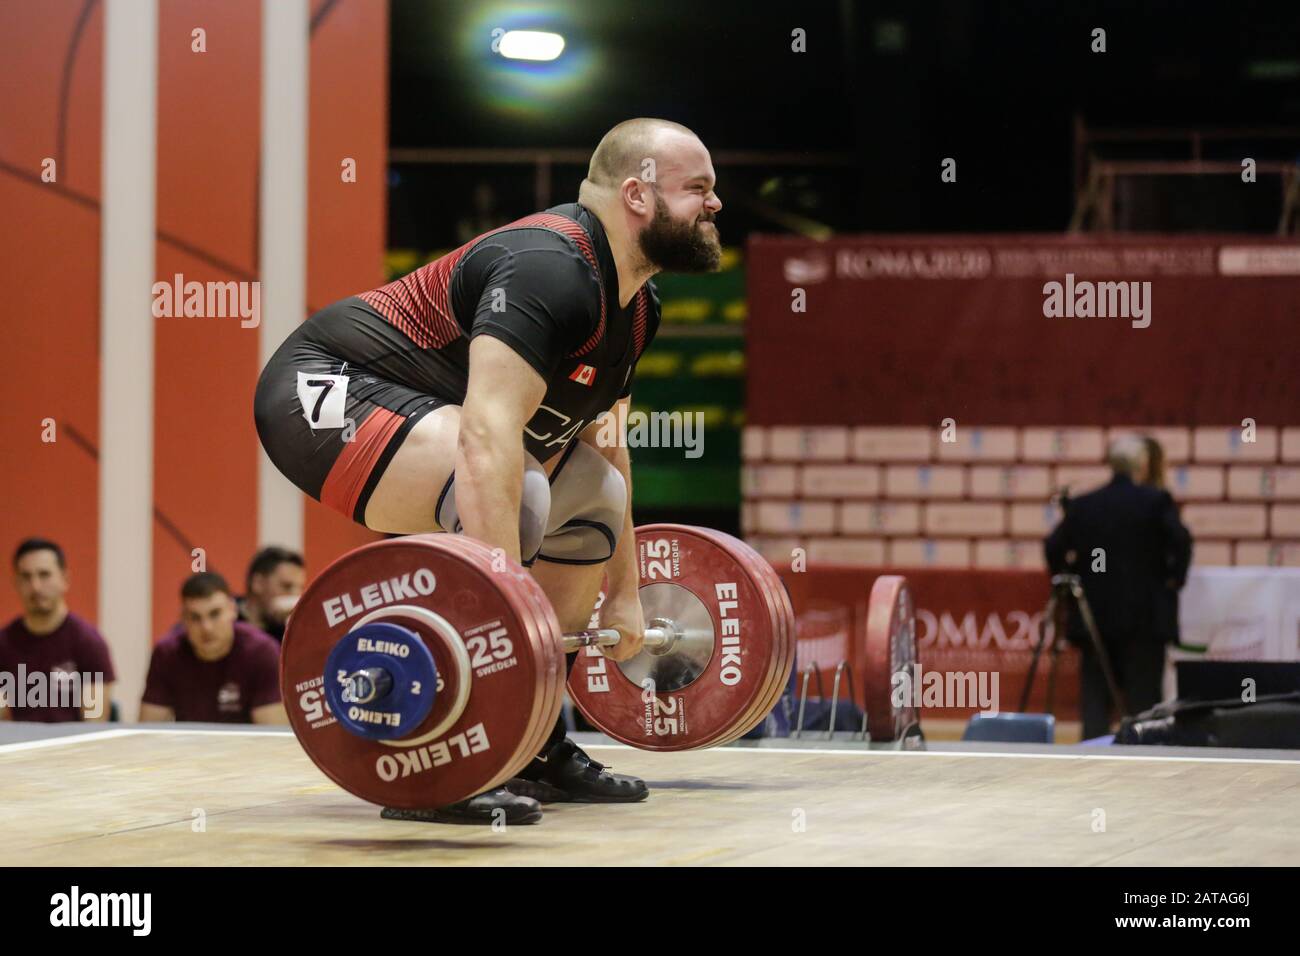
341,667,393,705
562,626,672,653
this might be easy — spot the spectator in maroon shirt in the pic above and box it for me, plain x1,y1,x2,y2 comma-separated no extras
0,538,115,722
140,571,286,724
236,546,305,642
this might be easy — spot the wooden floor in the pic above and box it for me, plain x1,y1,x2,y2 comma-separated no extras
3,729,1298,865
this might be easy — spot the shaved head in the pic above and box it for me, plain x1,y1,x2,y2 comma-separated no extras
580,118,722,275
584,117,700,188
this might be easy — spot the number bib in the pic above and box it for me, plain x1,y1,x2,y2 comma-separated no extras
297,372,350,429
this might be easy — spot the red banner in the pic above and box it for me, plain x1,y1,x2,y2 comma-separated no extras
746,235,1300,426
781,567,1079,721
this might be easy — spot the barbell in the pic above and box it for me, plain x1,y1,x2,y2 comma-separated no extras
281,524,917,810
336,628,676,709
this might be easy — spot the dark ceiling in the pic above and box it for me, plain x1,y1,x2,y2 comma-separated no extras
387,0,1300,244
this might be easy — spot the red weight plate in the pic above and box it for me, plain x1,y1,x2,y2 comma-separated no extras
431,538,559,790
585,528,790,749
722,541,800,743
576,533,792,749
686,528,785,745
282,535,552,809
753,554,797,732
863,575,919,742
430,536,562,796
686,530,785,749
737,542,794,740
494,580,556,786
474,544,565,789
567,524,779,750
578,532,795,748
419,534,564,794
712,535,790,743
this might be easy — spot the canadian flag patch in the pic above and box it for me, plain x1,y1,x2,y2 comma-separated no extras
568,364,596,386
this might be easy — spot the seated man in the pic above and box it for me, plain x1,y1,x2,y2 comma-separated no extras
140,572,287,725
254,117,723,823
0,538,114,722
237,546,305,642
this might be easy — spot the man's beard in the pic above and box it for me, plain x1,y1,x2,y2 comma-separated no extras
24,596,57,615
637,194,722,273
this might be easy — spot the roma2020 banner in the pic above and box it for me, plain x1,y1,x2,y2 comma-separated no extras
782,567,1079,723
746,235,1300,426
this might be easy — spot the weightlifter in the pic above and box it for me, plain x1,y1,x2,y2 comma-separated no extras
255,118,723,823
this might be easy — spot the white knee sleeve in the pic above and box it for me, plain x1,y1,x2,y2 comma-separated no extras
435,452,552,566
538,441,627,565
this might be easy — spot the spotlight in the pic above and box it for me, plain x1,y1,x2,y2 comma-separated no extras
497,30,565,62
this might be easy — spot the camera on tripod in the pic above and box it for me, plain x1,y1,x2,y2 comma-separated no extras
1017,570,1129,719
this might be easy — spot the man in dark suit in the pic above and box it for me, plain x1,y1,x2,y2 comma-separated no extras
1045,435,1193,739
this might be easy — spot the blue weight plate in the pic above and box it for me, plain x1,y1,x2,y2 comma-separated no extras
323,621,438,740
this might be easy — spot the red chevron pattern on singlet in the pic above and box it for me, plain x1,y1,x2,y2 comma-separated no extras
357,212,608,356
631,283,649,360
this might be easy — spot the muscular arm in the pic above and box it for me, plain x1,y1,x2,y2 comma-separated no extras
455,335,547,562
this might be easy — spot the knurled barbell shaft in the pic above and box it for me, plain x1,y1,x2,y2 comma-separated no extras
344,628,674,696
562,625,671,653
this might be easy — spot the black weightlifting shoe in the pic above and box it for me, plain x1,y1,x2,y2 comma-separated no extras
381,787,542,825
507,738,648,804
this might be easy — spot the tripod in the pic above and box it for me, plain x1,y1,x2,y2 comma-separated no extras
1017,573,1128,719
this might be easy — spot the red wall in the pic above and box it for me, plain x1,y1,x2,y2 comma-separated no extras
0,1,387,646
153,0,264,635
0,1,105,623
303,0,388,578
